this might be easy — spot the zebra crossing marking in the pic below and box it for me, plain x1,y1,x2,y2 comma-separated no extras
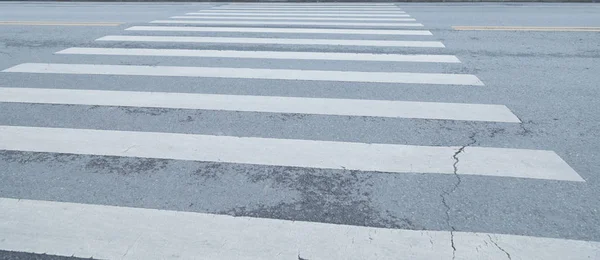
1,4,591,259
57,47,456,62
202,9,405,12
149,20,424,27
170,16,414,21
0,87,518,122
0,126,582,181
95,35,445,48
3,63,481,85
185,13,407,17
221,7,399,9
227,3,397,6
214,8,403,11
126,26,430,35
2,198,597,260
199,10,408,14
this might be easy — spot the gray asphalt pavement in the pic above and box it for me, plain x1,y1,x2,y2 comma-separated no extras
0,2,599,259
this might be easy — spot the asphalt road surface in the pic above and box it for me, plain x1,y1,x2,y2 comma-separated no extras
1,2,599,259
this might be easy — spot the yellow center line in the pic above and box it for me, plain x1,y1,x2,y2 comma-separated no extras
452,26,600,32
0,21,122,26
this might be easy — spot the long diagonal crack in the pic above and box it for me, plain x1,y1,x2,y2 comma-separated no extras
440,133,477,259
488,235,512,260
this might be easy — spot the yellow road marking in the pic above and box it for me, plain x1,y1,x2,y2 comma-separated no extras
0,21,121,26
453,26,600,32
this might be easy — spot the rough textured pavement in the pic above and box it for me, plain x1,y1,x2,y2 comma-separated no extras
0,2,599,259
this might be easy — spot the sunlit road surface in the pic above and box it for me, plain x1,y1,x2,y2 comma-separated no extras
1,2,600,259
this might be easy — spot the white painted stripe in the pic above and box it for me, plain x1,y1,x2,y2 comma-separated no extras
226,2,397,4
186,12,408,17
3,63,480,86
216,5,399,7
150,20,423,27
201,10,407,14
226,5,397,8
219,4,399,6
215,5,399,8
227,3,396,4
225,5,398,8
57,47,455,63
214,7,402,10
0,87,518,122
95,35,445,48
4,198,598,260
228,2,396,3
0,126,582,181
127,26,430,36
228,3,397,5
171,16,414,21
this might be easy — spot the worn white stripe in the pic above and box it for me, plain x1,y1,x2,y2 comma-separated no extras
57,47,456,63
214,7,402,10
223,4,399,5
127,26,430,36
228,3,397,5
225,6,397,8
3,63,480,86
186,12,407,17
221,5,399,9
227,2,396,4
0,126,582,181
0,87,518,122
216,5,399,7
150,20,423,27
171,16,414,21
215,5,399,8
202,10,407,14
226,3,397,4
4,198,598,260
95,35,445,48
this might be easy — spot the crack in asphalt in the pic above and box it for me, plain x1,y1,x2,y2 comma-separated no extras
519,120,534,136
440,132,477,259
449,229,457,260
121,233,143,259
487,235,512,260
122,145,137,154
0,50,12,59
514,114,534,136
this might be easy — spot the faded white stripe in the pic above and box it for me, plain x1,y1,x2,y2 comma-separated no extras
57,47,456,63
0,126,582,181
95,35,445,48
186,13,408,17
3,63,481,86
0,87,518,122
214,8,402,11
126,26,430,36
227,3,397,5
171,16,413,21
3,198,597,260
150,20,424,27
201,10,407,14
215,6,399,8
217,4,397,8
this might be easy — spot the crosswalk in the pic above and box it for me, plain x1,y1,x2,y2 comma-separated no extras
5,63,481,85
150,20,423,27
96,35,445,47
58,47,455,62
185,12,410,17
170,16,416,21
0,2,595,259
3,197,598,260
127,26,432,35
